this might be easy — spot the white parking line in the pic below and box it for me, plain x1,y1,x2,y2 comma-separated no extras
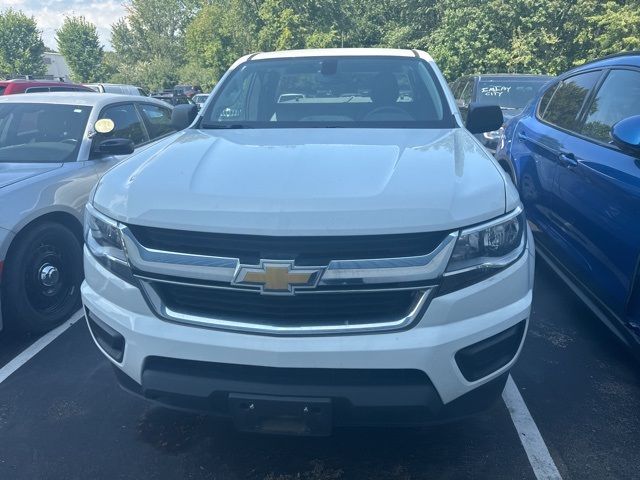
0,309,84,385
503,375,563,480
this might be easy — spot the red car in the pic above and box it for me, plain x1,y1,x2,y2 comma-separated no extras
0,79,94,95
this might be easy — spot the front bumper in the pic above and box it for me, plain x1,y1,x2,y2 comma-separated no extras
81,229,534,425
110,357,511,428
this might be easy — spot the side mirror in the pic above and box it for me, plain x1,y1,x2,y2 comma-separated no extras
465,103,504,134
96,138,135,156
611,115,640,156
171,104,198,130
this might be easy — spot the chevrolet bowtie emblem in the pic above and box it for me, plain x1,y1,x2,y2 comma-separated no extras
232,261,323,295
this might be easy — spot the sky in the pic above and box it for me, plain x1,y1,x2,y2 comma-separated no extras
2,0,126,51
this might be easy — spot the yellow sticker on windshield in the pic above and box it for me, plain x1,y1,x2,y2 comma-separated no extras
94,118,115,134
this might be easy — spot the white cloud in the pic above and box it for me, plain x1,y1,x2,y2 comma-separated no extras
1,0,126,50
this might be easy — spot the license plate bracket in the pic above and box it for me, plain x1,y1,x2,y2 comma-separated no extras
228,393,332,436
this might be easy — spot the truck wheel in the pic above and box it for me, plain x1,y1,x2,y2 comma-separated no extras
3,222,83,334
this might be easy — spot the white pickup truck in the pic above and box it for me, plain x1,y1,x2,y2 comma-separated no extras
81,48,534,435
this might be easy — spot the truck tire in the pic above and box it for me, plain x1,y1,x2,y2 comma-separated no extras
3,221,83,334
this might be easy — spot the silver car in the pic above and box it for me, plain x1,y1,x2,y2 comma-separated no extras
0,93,177,333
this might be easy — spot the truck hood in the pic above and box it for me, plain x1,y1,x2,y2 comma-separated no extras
94,128,508,235
0,163,62,189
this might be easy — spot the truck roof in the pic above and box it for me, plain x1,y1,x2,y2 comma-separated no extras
249,48,433,62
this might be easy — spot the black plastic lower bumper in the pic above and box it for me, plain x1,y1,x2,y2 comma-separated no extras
113,358,509,432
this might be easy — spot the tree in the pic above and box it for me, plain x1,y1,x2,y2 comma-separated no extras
120,56,179,91
56,16,104,82
0,9,45,77
110,0,200,90
182,0,254,89
587,1,640,57
421,0,619,80
257,0,306,50
99,51,120,82
106,0,640,88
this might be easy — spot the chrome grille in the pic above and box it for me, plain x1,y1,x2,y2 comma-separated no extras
120,225,456,334
126,224,452,266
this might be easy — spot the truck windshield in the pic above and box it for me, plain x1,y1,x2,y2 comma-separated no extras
0,103,91,163
201,56,454,129
476,78,552,110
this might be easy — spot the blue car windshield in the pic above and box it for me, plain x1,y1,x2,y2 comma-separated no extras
201,56,455,129
0,103,91,163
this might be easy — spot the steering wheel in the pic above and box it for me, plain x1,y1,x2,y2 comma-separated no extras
363,106,412,120
61,139,78,145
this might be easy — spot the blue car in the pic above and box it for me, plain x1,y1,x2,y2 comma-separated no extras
496,52,640,353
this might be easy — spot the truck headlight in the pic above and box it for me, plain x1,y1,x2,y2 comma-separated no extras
445,206,526,274
84,203,134,283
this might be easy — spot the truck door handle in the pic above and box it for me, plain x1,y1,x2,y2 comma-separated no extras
558,151,578,167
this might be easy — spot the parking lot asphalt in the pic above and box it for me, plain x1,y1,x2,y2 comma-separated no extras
0,261,638,480
511,262,640,480
0,331,41,370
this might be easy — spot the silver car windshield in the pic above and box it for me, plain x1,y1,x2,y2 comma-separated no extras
201,56,454,129
0,103,91,163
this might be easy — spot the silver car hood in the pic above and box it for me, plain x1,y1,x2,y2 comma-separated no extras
0,163,63,189
94,128,508,236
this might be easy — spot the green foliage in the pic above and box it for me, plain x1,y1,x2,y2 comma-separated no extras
0,9,45,77
181,1,253,90
181,0,640,86
111,55,179,91
9,0,638,89
56,16,104,82
258,0,306,51
109,0,199,90
403,0,640,79
256,0,342,50
99,51,120,82
588,1,640,56
178,62,217,91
